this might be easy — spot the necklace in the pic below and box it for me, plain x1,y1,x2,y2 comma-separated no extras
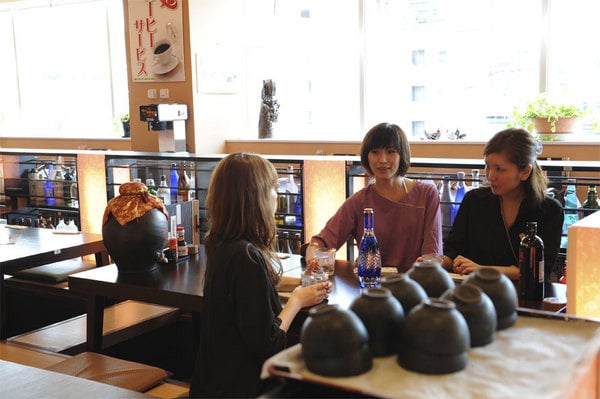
499,197,518,264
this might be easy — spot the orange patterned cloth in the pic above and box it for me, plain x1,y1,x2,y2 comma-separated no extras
102,181,169,226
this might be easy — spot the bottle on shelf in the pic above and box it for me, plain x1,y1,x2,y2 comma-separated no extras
45,164,55,206
471,169,480,189
294,186,302,226
582,185,599,217
282,231,293,255
440,176,453,239
28,168,41,206
518,221,544,302
63,168,74,207
0,156,4,203
169,163,179,204
357,208,382,288
53,168,65,206
177,161,190,203
293,233,302,255
561,178,580,249
284,165,298,224
145,177,157,196
156,175,171,205
188,161,196,200
451,171,466,224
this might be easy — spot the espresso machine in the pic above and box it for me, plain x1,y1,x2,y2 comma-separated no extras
139,103,188,152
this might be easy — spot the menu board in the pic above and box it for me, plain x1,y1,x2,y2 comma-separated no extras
128,0,185,82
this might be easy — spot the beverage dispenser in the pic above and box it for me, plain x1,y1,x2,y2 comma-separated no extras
139,103,188,152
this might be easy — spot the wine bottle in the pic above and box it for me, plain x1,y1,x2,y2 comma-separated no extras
582,185,599,217
357,208,382,288
518,221,544,302
177,161,190,202
157,175,171,205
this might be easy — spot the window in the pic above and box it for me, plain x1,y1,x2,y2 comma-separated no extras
239,0,600,141
0,0,127,139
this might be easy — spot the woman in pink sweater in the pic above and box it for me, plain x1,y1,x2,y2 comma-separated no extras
308,122,442,272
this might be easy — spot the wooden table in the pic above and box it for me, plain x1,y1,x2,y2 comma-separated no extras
0,225,108,339
69,252,207,353
0,359,151,399
67,250,305,353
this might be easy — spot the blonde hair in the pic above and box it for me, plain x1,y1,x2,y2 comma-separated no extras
205,153,281,284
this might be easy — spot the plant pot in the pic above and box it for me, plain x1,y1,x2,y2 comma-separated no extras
532,117,580,134
122,120,131,138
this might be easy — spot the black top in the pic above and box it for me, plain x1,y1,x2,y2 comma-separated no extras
189,240,285,398
444,187,564,280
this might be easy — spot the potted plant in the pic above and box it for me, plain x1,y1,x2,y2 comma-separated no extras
510,96,585,135
120,113,130,138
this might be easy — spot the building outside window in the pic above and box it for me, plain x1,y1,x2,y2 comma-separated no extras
0,0,598,142
0,0,128,139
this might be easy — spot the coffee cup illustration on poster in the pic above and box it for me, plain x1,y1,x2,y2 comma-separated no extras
128,0,185,82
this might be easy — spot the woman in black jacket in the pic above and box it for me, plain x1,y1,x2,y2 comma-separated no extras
443,128,563,282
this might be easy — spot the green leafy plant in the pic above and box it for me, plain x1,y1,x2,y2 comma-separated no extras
510,96,585,133
120,113,130,123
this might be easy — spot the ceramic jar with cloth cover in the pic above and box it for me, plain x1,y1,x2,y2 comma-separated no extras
102,181,169,273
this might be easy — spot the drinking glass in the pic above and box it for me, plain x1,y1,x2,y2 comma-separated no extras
315,247,336,276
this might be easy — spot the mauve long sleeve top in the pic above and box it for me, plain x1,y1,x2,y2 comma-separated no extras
312,181,443,272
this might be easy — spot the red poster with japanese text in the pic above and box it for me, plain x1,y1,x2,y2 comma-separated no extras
128,0,185,82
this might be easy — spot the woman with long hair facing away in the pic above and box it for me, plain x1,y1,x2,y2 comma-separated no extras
189,153,331,398
443,128,563,281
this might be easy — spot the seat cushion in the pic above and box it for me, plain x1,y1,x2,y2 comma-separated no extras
45,352,170,392
11,259,95,283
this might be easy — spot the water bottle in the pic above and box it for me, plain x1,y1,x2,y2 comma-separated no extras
357,208,382,288
561,178,580,249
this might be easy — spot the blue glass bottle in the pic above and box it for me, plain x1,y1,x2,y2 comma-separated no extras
451,171,466,224
169,163,178,204
45,164,55,206
357,208,382,288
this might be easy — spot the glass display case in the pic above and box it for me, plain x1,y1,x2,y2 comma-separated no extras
104,153,306,253
0,150,80,229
